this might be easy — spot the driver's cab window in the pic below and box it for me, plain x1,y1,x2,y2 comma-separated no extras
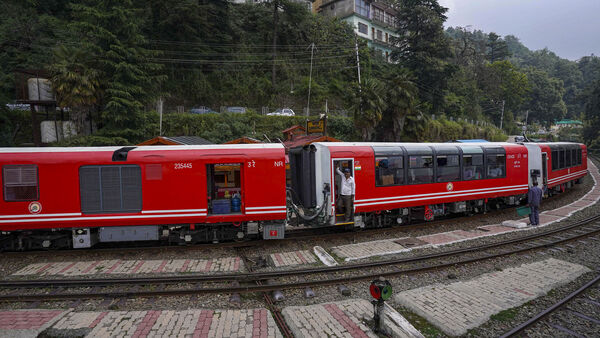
207,163,242,214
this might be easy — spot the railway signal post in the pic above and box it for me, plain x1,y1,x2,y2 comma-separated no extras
369,277,393,333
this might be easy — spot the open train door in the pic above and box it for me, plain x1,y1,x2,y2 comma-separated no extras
332,158,354,227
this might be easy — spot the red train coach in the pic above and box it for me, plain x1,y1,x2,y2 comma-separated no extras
288,142,586,228
537,143,587,193
0,144,287,250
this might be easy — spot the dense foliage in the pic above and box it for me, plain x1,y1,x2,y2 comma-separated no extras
0,0,598,146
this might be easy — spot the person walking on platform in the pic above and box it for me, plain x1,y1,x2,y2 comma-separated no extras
336,167,355,222
528,181,543,226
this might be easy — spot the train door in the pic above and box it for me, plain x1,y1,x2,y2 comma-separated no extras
542,153,548,185
332,158,354,225
206,163,243,215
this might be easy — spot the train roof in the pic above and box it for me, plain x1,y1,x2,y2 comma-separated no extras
0,143,284,154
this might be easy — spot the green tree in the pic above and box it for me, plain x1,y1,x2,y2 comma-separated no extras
583,79,600,147
486,32,510,63
523,67,567,127
393,0,455,112
49,45,100,132
350,78,386,141
379,68,418,141
69,0,162,139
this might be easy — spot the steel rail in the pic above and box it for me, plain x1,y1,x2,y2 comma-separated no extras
499,272,600,338
1,215,599,302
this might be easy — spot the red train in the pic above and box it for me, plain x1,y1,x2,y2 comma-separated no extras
0,141,588,250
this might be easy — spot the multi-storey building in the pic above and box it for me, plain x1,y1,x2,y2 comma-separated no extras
315,0,397,61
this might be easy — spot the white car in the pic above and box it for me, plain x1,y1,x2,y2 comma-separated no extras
267,108,295,116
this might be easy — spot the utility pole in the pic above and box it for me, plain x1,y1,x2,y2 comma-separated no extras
271,0,279,88
306,42,315,117
157,97,163,136
355,36,361,86
499,100,505,130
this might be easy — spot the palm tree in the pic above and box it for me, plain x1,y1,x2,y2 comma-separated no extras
383,68,418,141
350,77,386,141
49,45,100,133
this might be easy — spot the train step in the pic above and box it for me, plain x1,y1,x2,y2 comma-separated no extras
335,221,355,226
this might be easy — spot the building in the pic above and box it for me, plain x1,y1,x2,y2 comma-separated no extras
551,119,583,132
316,0,397,61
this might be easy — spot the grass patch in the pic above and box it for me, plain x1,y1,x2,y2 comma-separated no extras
490,308,519,322
397,308,446,338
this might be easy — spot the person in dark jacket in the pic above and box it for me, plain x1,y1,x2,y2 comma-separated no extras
528,181,543,226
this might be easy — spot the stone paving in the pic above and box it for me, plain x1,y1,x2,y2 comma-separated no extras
330,160,599,261
1,308,282,338
269,250,317,267
394,258,590,336
12,257,242,276
281,299,423,338
0,309,68,338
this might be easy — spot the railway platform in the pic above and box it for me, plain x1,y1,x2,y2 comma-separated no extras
394,258,590,336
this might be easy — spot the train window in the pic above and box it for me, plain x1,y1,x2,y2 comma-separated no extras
207,163,242,215
463,154,483,180
486,154,506,178
408,155,433,184
2,165,39,202
566,148,572,167
559,148,565,169
375,156,404,186
577,149,582,165
551,149,559,171
79,165,142,214
436,155,460,182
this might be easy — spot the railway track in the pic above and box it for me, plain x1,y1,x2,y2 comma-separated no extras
1,212,599,303
500,272,600,338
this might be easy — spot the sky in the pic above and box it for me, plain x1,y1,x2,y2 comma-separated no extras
438,0,600,61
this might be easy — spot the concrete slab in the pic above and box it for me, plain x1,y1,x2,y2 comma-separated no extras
281,299,423,338
0,309,70,338
12,257,244,276
269,250,317,267
394,258,590,336
332,239,409,261
48,308,282,337
545,206,582,217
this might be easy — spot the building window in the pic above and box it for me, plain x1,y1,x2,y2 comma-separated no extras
376,30,383,40
355,0,370,17
385,12,395,27
372,27,375,38
358,22,368,34
373,7,384,22
3,165,39,202
375,156,404,186
385,32,388,42
79,165,142,214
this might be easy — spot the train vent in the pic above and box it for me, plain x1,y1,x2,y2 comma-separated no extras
112,147,136,161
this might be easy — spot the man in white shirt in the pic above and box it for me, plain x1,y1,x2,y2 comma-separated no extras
336,167,355,222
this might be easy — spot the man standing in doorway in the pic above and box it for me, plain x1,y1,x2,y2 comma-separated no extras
336,167,355,222
528,181,543,226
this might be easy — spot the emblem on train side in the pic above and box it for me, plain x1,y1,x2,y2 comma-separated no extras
28,202,42,214
446,182,454,191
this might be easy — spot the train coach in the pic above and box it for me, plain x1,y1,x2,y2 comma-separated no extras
288,142,588,228
0,144,287,250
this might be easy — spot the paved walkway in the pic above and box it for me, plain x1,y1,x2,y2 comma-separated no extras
0,308,281,338
332,160,599,261
269,250,317,268
12,257,242,276
394,258,590,336
281,299,423,338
